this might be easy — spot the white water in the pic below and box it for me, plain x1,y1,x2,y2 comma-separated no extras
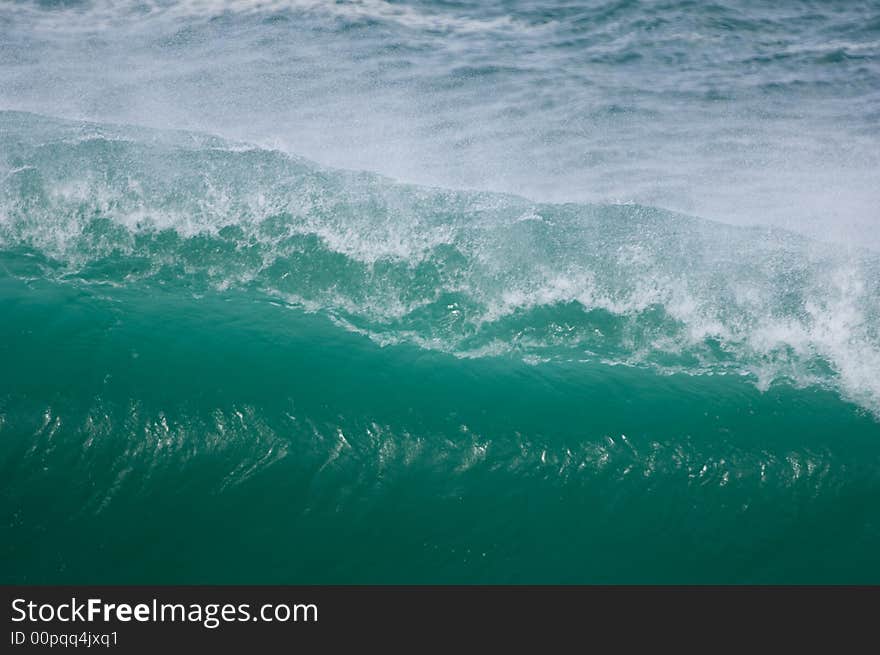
1,0,878,248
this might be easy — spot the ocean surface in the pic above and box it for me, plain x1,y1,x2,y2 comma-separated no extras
1,0,879,583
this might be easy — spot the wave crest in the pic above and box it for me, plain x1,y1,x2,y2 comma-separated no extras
2,111,879,415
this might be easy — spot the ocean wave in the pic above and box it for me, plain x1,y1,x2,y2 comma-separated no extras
3,0,880,582
2,110,879,417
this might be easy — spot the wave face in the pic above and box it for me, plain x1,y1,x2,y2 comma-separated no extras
2,111,880,583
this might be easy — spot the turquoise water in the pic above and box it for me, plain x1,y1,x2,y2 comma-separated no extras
1,1,880,583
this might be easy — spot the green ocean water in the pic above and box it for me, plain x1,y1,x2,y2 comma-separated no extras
3,0,880,584
2,110,880,583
